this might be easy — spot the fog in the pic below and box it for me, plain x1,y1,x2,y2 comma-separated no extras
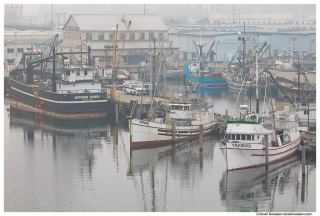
4,4,316,27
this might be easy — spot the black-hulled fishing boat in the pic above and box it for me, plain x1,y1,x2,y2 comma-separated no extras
6,35,108,119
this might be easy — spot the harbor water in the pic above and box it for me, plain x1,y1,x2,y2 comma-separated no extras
4,85,316,212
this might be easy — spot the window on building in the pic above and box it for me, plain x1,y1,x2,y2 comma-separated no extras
66,70,70,76
140,33,145,40
158,32,163,39
149,32,154,40
120,33,126,41
109,33,113,40
76,70,80,76
17,48,24,53
129,33,135,40
304,111,309,115
86,33,92,41
98,33,104,40
84,70,88,75
7,59,14,64
7,48,14,53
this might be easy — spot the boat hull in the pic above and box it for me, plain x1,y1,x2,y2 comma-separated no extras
220,136,301,171
130,119,217,149
8,78,108,119
184,65,227,87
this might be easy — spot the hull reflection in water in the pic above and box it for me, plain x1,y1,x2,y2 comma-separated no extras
219,155,301,212
9,109,112,171
128,138,215,212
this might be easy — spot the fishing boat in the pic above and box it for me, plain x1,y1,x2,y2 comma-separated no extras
129,86,216,149
129,38,217,149
6,35,108,119
184,38,227,88
184,61,227,87
220,52,301,171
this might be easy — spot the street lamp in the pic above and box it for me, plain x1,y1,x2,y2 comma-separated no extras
216,41,220,62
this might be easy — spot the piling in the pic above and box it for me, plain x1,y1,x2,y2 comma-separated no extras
115,102,119,124
302,140,306,176
172,119,176,142
199,124,204,151
265,135,269,166
130,149,133,173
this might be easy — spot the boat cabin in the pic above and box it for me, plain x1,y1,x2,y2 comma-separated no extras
56,66,101,93
170,103,191,111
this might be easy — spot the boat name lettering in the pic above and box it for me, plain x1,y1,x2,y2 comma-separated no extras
232,143,251,148
74,95,100,99
75,96,89,99
140,121,148,124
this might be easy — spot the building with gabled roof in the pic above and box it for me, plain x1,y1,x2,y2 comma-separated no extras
56,14,179,68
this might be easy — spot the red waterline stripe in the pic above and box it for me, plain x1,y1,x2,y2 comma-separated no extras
251,141,301,156
224,136,301,151
227,148,299,171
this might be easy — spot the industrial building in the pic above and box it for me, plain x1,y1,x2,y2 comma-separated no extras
56,14,180,68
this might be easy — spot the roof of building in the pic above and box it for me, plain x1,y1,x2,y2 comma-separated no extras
66,14,168,31
86,41,179,50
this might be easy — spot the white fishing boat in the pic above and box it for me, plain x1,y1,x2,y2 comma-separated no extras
130,86,216,149
220,52,301,171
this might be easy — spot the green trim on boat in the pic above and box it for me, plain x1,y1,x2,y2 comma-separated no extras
227,121,259,124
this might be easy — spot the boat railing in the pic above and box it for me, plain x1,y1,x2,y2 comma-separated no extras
275,121,297,130
64,76,94,82
56,89,102,94
190,101,211,110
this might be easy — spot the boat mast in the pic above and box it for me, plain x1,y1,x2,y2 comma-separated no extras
255,51,259,119
150,37,156,121
243,22,246,77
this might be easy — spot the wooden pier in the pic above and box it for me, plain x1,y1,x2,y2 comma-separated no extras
300,131,316,155
105,87,169,119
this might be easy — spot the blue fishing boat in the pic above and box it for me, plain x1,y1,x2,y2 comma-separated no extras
184,61,227,87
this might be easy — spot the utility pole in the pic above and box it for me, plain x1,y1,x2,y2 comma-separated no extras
52,4,54,27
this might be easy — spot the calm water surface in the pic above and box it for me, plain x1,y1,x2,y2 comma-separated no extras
4,87,316,212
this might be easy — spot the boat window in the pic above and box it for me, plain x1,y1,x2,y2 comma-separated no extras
247,135,252,140
236,134,240,140
66,70,70,76
231,134,235,140
76,70,80,76
84,70,88,75
241,135,246,140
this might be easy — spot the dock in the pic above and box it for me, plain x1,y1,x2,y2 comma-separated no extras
104,86,170,120
300,131,316,155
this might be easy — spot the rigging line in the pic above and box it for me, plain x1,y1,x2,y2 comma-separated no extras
239,147,257,166
223,69,249,141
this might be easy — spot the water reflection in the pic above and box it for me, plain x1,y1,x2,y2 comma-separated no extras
9,109,111,179
219,155,304,212
128,137,215,212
